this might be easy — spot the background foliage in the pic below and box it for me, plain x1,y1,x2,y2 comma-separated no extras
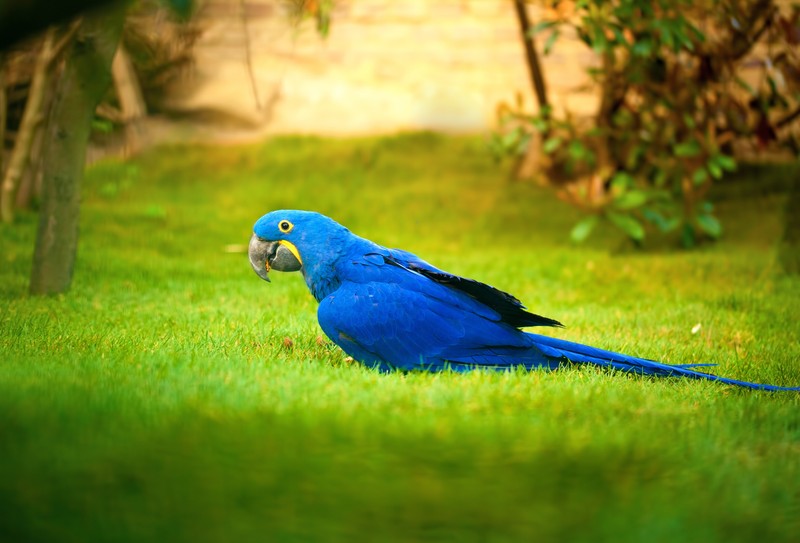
494,0,800,246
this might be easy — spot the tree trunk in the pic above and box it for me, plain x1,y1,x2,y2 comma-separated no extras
0,53,6,184
511,0,550,181
511,0,549,113
29,5,126,295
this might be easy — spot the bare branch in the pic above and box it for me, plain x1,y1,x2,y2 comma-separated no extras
777,105,800,129
49,19,83,65
239,0,261,110
1,28,55,223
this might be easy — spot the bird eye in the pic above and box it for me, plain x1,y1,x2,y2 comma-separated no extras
278,220,294,233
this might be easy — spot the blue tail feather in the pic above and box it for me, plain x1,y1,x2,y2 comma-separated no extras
527,332,800,392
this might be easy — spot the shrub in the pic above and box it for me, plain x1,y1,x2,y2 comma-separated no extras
493,0,800,246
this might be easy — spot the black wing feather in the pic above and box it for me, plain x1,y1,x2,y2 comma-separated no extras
383,256,563,329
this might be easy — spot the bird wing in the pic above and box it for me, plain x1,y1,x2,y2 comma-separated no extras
317,252,551,371
383,251,562,328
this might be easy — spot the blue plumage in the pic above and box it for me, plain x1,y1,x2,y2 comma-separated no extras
250,210,798,392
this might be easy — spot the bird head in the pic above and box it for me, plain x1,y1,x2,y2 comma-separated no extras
248,210,347,282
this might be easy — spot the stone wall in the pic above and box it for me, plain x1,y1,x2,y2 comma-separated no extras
164,0,598,135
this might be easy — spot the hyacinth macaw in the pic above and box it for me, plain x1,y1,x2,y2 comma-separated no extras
248,210,798,392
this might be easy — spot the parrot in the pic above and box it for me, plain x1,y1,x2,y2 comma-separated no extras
248,210,799,392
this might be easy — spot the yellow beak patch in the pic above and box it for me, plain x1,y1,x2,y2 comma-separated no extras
279,240,303,265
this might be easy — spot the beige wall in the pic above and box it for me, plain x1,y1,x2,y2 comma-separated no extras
165,0,598,135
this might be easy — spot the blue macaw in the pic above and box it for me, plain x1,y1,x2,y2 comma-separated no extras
249,210,798,392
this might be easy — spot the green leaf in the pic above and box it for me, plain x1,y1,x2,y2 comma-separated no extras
500,128,522,151
681,223,696,248
625,144,645,170
707,160,723,179
159,0,194,20
662,217,681,233
544,29,560,55
586,126,603,137
677,28,695,51
570,215,599,243
591,26,609,53
567,140,587,160
647,189,672,202
91,118,114,134
543,137,563,154
615,190,648,210
632,38,653,56
612,109,633,127
515,133,532,156
692,167,709,185
697,213,722,238
674,139,701,157
317,12,331,38
735,77,755,94
607,212,645,241
653,167,668,187
642,208,663,226
610,25,626,46
688,23,706,44
587,67,604,78
531,117,548,132
610,171,634,190
660,24,675,51
715,154,737,172
642,201,681,233
527,21,555,38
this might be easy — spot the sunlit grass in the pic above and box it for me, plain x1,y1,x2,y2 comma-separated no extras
1,134,798,542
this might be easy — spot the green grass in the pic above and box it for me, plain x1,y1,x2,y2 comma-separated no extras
1,133,799,542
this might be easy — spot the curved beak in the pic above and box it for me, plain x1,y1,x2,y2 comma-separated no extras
248,234,302,282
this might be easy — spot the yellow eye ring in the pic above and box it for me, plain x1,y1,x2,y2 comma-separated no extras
278,220,294,233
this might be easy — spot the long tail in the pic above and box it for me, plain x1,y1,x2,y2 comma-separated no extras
527,332,800,392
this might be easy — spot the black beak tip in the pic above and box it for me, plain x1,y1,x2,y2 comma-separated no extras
248,233,274,283
248,233,302,282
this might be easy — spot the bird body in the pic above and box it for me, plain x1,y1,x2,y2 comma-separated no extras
249,210,798,392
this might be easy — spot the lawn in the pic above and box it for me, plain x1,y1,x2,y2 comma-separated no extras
1,133,798,542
